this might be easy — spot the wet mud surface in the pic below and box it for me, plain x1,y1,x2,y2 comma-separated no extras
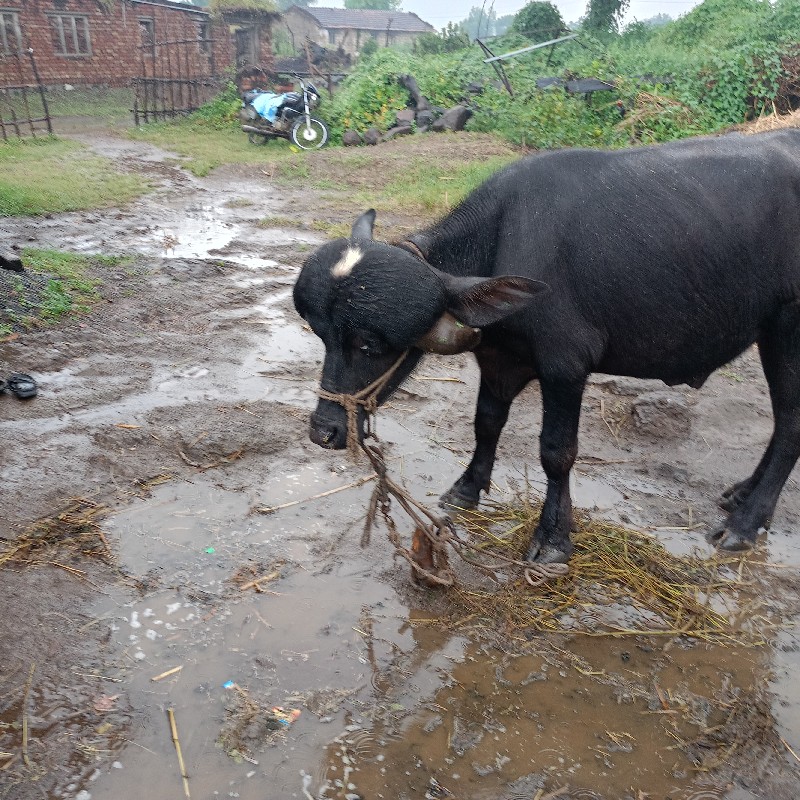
1,133,800,800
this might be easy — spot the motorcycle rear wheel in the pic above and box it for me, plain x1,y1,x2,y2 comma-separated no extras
290,117,328,150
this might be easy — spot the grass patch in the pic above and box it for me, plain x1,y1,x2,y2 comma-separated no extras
130,120,297,176
6,87,133,122
0,138,148,216
308,219,350,238
257,215,305,228
377,155,515,215
0,249,132,329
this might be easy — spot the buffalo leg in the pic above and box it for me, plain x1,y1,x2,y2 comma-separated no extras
525,378,585,564
719,439,774,511
710,309,800,549
440,377,518,509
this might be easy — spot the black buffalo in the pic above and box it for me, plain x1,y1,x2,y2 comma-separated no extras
293,130,800,564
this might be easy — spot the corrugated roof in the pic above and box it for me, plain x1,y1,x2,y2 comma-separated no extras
292,7,434,33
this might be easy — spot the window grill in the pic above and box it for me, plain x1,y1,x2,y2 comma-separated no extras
48,13,91,57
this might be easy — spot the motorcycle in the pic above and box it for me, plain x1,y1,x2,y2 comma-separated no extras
240,75,329,150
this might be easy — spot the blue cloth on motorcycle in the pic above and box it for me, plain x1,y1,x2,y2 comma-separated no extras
250,92,288,123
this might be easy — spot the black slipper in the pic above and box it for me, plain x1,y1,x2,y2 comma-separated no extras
0,379,6,394
7,373,37,399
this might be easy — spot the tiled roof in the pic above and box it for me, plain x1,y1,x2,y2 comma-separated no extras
292,7,434,33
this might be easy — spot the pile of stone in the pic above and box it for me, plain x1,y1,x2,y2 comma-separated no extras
342,74,473,146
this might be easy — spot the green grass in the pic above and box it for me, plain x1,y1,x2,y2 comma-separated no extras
376,155,515,215
0,138,149,216
45,87,133,121
2,87,133,124
17,249,132,324
258,215,305,228
130,121,298,176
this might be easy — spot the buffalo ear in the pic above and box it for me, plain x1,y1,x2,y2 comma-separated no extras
351,209,376,241
443,275,548,327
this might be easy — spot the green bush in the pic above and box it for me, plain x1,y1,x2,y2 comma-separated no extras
190,81,242,129
293,0,800,148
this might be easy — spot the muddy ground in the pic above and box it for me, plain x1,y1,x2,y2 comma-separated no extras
1,131,800,800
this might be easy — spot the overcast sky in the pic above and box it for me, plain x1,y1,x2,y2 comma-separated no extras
324,0,703,28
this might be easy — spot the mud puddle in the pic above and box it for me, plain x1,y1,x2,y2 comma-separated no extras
4,133,800,800
63,469,800,800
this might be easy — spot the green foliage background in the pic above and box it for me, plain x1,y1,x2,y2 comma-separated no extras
318,0,800,149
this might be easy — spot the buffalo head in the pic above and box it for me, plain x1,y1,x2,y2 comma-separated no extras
293,210,546,449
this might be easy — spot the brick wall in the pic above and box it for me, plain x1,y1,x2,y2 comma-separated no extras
0,0,271,88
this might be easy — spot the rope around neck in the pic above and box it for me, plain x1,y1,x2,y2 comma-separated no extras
314,343,568,587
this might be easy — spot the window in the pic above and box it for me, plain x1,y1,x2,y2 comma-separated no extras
48,14,91,57
138,18,154,56
0,10,22,55
197,21,210,55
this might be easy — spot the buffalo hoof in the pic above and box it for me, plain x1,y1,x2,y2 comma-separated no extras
439,487,479,513
706,526,756,551
525,539,573,564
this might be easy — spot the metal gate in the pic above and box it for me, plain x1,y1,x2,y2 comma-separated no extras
0,48,53,139
133,34,219,125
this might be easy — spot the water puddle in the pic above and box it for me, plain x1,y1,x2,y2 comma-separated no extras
74,456,800,800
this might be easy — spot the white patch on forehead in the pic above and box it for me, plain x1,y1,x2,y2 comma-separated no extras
331,246,362,278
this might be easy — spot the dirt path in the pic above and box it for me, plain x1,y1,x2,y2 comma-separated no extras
1,133,799,800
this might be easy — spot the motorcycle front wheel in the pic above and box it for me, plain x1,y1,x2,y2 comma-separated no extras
290,117,328,150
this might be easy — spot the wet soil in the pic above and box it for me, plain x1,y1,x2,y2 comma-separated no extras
2,131,800,800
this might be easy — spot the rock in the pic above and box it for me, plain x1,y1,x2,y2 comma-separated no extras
381,125,413,141
0,250,23,272
632,390,691,437
342,129,363,146
397,74,431,112
590,375,658,395
431,105,473,132
363,127,381,145
395,107,415,127
415,109,437,129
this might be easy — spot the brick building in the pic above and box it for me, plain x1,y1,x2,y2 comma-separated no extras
0,0,278,88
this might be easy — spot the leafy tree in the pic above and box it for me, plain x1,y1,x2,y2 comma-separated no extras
460,5,497,39
495,14,516,35
275,0,316,8
511,1,565,40
413,23,470,55
584,0,630,35
344,0,403,9
641,12,672,27
360,36,379,58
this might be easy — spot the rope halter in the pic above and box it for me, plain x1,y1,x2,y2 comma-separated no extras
316,350,411,456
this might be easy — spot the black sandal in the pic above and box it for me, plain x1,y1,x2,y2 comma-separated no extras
7,373,37,399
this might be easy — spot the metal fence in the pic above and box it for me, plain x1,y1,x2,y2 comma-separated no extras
133,36,219,125
0,48,52,139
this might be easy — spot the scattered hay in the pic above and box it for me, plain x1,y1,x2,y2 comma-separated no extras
734,105,800,135
0,498,113,569
230,559,287,592
670,684,781,771
616,91,696,141
447,498,770,644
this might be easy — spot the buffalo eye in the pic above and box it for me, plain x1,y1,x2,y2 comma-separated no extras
351,333,383,356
